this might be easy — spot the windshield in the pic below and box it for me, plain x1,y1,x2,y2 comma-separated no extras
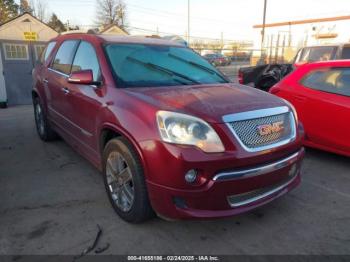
296,46,336,63
104,43,228,88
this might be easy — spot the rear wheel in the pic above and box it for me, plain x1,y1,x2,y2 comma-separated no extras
33,97,57,141
102,137,154,223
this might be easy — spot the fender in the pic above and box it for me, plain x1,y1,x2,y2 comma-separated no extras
98,122,149,177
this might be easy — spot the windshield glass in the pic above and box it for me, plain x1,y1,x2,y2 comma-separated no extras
296,46,336,63
104,43,228,88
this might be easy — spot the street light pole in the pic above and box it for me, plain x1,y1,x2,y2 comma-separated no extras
187,0,190,44
261,0,267,49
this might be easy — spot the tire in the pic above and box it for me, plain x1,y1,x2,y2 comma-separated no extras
102,137,154,223
33,96,58,141
0,102,7,108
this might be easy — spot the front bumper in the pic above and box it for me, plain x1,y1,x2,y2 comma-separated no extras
146,148,304,219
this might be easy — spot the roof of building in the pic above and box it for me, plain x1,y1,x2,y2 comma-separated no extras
99,24,128,35
0,12,57,32
253,15,350,29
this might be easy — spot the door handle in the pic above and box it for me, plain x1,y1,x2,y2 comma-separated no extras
62,87,70,94
43,79,49,84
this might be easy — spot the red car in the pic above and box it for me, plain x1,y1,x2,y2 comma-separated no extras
32,33,304,223
270,60,350,157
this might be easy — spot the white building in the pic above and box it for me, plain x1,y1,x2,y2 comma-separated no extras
0,13,58,107
253,15,350,63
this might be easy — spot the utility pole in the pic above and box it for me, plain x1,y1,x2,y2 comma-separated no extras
66,20,70,32
221,32,224,51
187,0,190,44
261,0,267,49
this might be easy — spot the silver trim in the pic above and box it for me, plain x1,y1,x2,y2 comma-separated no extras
48,106,93,137
48,67,69,77
222,106,289,123
223,106,297,152
227,174,298,207
213,150,302,181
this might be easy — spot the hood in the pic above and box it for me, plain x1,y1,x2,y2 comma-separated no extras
123,83,287,123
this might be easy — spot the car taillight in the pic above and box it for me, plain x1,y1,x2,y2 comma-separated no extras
238,71,244,84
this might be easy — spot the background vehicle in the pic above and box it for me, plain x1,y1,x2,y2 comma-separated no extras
32,33,304,223
239,43,350,91
293,43,350,65
203,53,230,66
270,60,350,157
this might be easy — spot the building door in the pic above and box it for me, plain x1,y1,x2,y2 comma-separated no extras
2,42,34,105
0,51,6,106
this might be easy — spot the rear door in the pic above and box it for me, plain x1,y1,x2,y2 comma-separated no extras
46,40,79,133
298,67,350,152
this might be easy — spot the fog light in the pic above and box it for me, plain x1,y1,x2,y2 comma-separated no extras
185,169,197,183
289,164,297,177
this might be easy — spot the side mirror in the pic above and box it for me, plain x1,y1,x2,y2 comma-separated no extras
68,70,100,85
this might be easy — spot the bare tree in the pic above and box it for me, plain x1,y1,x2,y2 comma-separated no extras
96,0,127,30
30,0,48,21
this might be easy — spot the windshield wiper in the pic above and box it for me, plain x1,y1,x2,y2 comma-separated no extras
126,56,200,85
168,53,229,82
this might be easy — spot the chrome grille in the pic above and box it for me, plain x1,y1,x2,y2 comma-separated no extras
227,111,295,151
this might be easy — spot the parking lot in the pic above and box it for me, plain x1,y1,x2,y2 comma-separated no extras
1,105,350,255
217,61,249,81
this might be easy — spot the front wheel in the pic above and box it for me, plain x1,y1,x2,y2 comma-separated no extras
102,137,154,223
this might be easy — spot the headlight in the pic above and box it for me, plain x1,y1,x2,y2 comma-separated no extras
156,111,225,153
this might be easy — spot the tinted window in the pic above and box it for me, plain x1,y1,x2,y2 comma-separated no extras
105,44,228,88
301,67,350,97
42,41,56,63
341,46,350,59
71,41,100,81
52,40,78,75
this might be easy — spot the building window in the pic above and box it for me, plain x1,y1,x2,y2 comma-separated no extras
3,43,29,60
34,45,46,61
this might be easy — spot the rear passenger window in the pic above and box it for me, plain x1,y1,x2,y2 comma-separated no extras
52,40,78,75
301,68,350,97
41,41,56,63
341,46,350,59
71,41,101,81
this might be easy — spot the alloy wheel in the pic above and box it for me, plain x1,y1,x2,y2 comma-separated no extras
106,151,134,212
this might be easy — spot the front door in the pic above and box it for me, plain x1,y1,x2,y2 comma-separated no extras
298,66,350,152
66,41,103,160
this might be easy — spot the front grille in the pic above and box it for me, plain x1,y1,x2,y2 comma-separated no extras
227,168,298,207
228,112,294,150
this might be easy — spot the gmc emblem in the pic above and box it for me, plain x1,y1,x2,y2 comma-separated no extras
257,121,284,136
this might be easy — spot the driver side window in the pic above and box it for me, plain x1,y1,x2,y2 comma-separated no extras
71,41,101,82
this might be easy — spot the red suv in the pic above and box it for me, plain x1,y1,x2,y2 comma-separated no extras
32,34,304,223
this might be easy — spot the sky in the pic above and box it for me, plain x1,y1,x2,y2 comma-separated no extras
18,0,350,42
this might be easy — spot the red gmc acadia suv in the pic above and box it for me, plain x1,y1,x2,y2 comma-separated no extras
32,33,304,223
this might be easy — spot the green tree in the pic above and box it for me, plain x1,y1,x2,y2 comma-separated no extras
19,0,32,14
0,0,19,24
47,13,66,33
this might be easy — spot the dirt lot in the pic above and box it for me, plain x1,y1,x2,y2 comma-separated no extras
0,105,350,255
